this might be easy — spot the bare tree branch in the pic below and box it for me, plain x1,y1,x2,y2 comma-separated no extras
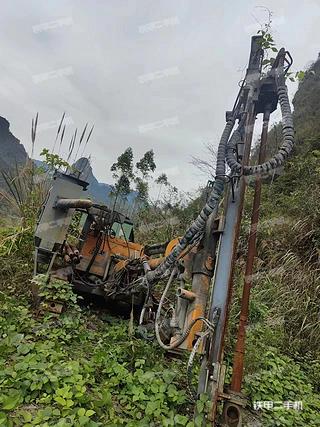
190,142,217,179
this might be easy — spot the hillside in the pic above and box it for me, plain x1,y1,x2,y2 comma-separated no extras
73,157,113,203
0,117,28,190
0,117,28,169
293,54,320,142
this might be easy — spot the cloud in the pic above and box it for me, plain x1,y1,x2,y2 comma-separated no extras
0,0,319,194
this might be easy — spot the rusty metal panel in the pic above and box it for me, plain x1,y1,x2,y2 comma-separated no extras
35,172,88,252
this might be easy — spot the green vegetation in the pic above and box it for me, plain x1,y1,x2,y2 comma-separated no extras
39,149,71,172
0,263,197,426
0,160,49,257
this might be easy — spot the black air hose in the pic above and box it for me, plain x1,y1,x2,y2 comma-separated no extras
226,56,294,176
146,119,235,283
146,49,293,285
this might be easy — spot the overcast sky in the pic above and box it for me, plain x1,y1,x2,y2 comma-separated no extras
1,0,319,193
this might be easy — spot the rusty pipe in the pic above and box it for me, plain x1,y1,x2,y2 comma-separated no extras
64,243,74,258
55,198,93,210
177,288,196,301
230,107,271,392
180,212,219,352
223,403,242,427
63,254,71,264
70,245,79,257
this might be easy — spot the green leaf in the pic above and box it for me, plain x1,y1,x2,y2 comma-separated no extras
2,392,21,410
66,399,74,408
196,400,204,413
195,414,204,427
22,411,32,422
296,71,305,81
78,408,86,417
174,414,189,425
54,396,66,406
0,413,7,424
79,416,90,425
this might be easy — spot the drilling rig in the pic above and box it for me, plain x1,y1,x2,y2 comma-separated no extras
34,36,294,426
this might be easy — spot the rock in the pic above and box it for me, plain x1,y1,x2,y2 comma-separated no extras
0,116,28,187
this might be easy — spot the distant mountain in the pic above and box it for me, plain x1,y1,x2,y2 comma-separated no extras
0,116,111,204
32,157,114,205
0,116,136,210
0,116,28,171
73,157,114,204
73,157,138,207
0,116,29,191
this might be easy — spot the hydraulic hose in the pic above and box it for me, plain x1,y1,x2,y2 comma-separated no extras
147,119,236,283
187,328,211,401
146,49,294,285
155,267,215,350
226,53,294,176
186,307,219,401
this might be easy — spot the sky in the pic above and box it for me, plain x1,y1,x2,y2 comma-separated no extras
0,0,319,194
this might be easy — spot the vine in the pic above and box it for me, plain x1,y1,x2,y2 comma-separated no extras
256,11,305,82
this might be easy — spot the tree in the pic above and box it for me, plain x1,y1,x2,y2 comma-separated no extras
111,147,134,182
135,149,156,203
155,173,168,186
110,147,157,212
136,150,156,178
190,142,217,179
155,173,168,202
110,147,134,210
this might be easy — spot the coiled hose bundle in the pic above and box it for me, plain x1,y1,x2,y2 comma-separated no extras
146,50,294,285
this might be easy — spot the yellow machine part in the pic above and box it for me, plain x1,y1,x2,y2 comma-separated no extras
165,238,180,257
78,233,183,277
78,234,143,276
